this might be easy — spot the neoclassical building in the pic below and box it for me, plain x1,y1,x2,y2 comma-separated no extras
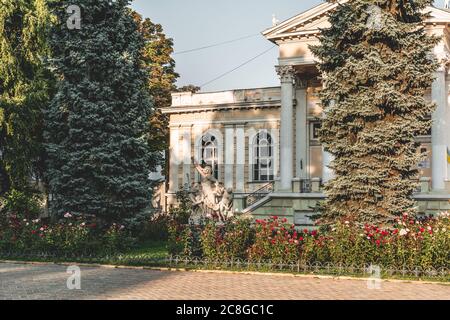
162,2,450,225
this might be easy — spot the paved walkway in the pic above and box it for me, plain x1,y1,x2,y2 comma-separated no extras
0,262,448,300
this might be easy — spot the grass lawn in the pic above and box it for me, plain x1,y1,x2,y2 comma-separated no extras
125,240,169,260
0,240,170,267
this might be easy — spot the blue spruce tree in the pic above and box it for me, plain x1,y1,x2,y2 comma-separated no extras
311,0,439,225
45,0,157,221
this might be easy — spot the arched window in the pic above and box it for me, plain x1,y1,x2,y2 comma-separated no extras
253,131,274,181
201,133,219,179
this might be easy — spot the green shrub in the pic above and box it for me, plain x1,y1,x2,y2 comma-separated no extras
0,213,134,255
0,190,43,219
138,214,170,241
248,217,302,263
201,218,254,260
167,213,449,270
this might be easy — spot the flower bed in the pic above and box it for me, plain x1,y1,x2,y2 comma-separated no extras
0,213,133,255
169,213,450,270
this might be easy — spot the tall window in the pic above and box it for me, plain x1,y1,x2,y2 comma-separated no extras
201,133,219,179
253,131,274,181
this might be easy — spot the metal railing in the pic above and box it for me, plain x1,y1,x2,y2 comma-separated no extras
245,182,274,207
166,256,449,279
1,251,448,280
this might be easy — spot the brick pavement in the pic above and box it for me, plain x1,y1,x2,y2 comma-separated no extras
0,262,448,300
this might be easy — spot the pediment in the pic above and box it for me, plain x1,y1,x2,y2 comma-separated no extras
263,1,450,42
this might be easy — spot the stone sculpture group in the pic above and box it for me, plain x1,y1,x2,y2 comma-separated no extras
189,159,234,222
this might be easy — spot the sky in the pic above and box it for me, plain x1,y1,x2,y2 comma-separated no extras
129,0,323,92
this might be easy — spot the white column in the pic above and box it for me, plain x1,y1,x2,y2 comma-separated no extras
224,125,235,189
446,75,450,183
431,66,448,191
181,126,191,187
295,79,308,179
169,127,180,193
322,147,334,183
235,125,245,192
271,127,279,179
276,65,296,191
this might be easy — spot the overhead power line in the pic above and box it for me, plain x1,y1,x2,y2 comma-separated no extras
173,34,260,55
200,45,277,89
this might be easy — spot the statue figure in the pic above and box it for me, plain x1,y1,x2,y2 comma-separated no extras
190,157,233,222
151,181,165,211
218,187,234,220
189,182,204,217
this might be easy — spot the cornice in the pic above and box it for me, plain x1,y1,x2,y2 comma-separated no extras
162,100,281,115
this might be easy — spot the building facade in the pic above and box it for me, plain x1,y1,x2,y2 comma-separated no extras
162,2,450,225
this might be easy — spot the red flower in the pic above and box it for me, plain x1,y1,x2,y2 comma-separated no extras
303,229,308,234
299,237,304,241
311,230,317,236
375,240,381,246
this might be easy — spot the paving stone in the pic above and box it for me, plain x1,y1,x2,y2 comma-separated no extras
0,262,448,300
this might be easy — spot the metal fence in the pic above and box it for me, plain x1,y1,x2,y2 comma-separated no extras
0,251,448,280
166,256,450,280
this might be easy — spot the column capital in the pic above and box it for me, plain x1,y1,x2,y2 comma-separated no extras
436,52,450,72
276,65,296,83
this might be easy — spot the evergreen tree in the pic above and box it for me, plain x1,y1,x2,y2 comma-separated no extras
45,0,155,221
310,0,438,225
0,0,54,195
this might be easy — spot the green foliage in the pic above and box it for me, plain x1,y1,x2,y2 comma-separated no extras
0,214,134,255
168,189,194,225
201,218,254,260
168,214,449,269
132,12,179,156
45,0,156,221
0,0,55,194
0,189,43,219
310,0,439,225
168,221,203,256
136,213,171,242
247,217,301,264
175,85,201,93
